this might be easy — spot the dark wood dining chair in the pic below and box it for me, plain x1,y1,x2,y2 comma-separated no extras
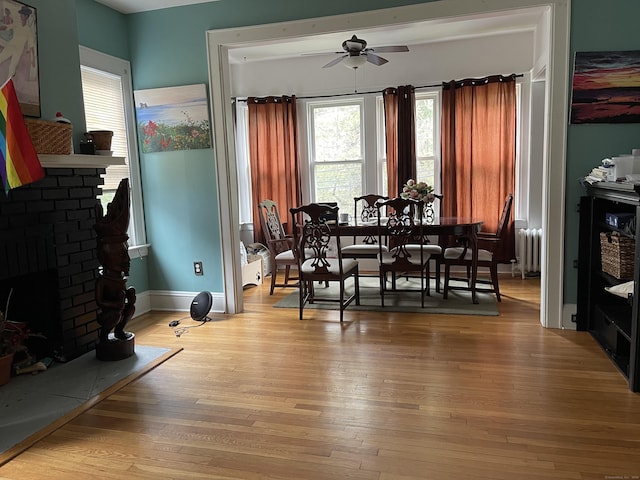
258,199,298,295
341,194,389,266
442,193,513,302
422,193,444,292
375,197,438,307
290,203,360,322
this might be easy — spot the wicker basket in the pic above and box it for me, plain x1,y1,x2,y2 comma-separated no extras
600,231,635,280
24,119,73,155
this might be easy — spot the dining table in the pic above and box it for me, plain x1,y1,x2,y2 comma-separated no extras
334,217,484,304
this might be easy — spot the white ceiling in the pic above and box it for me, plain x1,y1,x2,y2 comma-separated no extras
95,0,218,14
94,1,543,64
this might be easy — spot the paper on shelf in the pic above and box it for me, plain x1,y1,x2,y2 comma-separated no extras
605,280,634,298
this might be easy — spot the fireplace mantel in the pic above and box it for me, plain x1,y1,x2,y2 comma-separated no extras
38,154,125,168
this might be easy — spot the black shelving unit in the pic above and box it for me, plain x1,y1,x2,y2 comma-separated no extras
577,182,640,392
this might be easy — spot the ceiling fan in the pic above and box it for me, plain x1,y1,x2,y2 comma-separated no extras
321,35,409,69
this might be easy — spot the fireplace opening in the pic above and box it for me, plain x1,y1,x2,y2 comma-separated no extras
1,269,61,358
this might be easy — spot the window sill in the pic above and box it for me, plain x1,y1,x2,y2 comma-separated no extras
129,244,150,259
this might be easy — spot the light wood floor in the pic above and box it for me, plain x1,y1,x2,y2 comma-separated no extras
2,276,640,479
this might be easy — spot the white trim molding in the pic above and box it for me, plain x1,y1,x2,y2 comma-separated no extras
206,0,570,329
148,290,226,314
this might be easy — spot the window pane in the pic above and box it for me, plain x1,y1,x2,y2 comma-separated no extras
417,159,435,188
415,95,436,189
415,98,434,157
314,162,362,212
313,105,361,162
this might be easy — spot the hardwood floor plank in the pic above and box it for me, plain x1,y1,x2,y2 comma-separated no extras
2,277,640,479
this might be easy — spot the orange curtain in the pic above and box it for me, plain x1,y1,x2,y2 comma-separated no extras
383,85,416,198
441,74,516,262
248,96,301,241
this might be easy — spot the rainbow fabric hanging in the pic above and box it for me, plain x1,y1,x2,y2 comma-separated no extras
0,78,43,193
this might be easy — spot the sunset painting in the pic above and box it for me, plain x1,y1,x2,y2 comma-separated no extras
570,50,640,124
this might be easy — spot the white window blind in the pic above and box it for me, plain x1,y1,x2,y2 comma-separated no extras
80,66,130,193
79,46,146,251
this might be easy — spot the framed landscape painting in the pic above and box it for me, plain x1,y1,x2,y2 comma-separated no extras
0,0,40,117
570,50,640,124
134,83,212,153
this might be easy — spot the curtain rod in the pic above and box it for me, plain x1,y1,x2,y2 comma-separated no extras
232,73,524,103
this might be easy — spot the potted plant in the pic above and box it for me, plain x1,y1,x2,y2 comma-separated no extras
0,311,15,386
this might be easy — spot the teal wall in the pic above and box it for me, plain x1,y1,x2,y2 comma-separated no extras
75,0,130,59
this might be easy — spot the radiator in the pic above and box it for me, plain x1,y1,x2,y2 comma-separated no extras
517,228,542,278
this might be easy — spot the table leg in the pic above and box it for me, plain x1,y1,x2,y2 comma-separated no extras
469,225,479,304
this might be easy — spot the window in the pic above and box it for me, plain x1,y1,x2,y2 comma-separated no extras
307,100,365,212
377,89,441,197
79,46,147,253
415,91,440,191
239,91,441,219
304,92,441,211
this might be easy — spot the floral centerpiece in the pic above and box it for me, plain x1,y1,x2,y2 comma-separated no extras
400,179,435,203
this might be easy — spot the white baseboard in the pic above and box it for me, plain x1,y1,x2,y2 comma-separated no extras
131,278,545,322
561,303,577,330
560,303,578,330
131,290,152,317
131,290,226,316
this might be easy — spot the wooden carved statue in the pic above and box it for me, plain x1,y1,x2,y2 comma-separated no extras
94,178,136,361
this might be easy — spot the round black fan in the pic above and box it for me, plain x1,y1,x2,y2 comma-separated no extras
190,291,212,322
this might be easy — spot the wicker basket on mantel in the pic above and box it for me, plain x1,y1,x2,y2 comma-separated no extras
24,119,73,155
600,231,635,280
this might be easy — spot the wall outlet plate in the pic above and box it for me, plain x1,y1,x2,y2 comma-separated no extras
194,261,203,275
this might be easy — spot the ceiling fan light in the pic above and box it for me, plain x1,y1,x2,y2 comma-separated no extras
343,55,367,69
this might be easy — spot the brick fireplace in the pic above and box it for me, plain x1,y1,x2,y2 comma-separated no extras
0,155,123,361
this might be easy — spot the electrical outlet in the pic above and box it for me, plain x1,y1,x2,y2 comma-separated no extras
194,261,203,276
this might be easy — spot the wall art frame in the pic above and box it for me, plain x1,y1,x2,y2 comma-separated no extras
134,83,212,153
570,50,640,124
0,0,39,117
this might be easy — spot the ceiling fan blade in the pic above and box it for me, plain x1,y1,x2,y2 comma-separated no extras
322,55,347,68
367,45,409,53
301,51,344,57
366,52,388,66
